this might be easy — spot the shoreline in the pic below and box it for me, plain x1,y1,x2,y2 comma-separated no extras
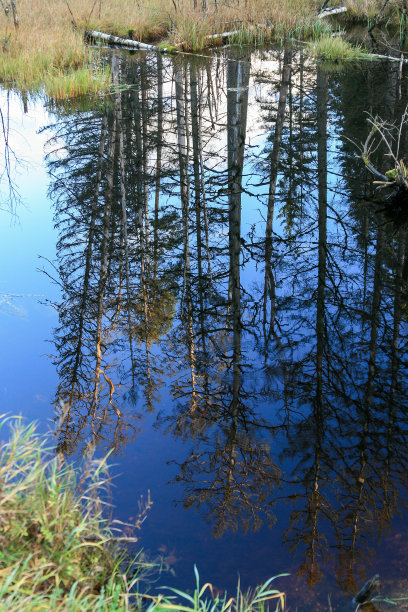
0,0,404,97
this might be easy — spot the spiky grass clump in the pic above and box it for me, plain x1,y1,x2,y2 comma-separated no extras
0,0,111,97
149,566,288,611
309,34,370,60
0,33,111,98
147,570,289,611
171,14,213,52
0,416,144,610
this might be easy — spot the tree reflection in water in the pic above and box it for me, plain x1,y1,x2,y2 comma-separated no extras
42,47,408,599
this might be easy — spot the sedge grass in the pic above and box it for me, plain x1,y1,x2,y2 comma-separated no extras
0,0,111,98
43,64,111,100
150,566,287,611
0,22,111,98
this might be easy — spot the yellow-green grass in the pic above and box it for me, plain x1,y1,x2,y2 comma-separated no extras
0,50,111,99
308,34,371,60
0,5,111,99
0,415,287,610
0,415,146,609
43,64,111,100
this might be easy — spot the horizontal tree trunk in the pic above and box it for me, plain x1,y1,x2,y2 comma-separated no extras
318,6,347,17
86,27,246,53
206,29,241,40
85,30,158,51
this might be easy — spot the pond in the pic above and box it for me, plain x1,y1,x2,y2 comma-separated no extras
1,46,408,610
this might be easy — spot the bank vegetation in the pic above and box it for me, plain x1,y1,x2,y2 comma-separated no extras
0,0,403,97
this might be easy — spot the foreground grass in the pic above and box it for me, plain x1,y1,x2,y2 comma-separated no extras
0,415,143,609
0,415,286,611
0,0,398,96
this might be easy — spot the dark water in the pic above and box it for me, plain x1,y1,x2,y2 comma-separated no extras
2,47,408,609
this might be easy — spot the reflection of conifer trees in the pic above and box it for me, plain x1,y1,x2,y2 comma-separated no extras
47,100,124,452
274,61,408,592
160,52,408,560
281,67,337,588
45,53,178,453
227,55,249,370
164,56,229,425
328,61,408,593
0,92,21,214
40,46,408,598
263,49,292,349
166,54,282,537
239,52,408,593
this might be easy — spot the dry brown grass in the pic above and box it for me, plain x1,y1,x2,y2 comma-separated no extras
166,0,325,49
343,0,398,22
82,0,170,41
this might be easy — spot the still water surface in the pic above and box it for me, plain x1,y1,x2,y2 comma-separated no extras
1,47,408,609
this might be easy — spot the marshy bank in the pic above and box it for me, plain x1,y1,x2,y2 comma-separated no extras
0,0,406,96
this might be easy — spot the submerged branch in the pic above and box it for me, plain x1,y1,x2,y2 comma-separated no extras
360,112,408,189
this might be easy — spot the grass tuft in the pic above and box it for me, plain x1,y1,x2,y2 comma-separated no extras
308,34,371,60
0,415,146,610
43,64,111,100
148,566,288,611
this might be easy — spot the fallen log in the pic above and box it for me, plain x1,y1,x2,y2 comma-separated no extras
318,6,347,17
84,30,178,53
368,52,408,63
206,29,242,41
85,27,250,54
85,29,156,50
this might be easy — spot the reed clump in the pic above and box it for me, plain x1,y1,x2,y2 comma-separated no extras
0,415,145,610
0,0,110,97
43,63,111,100
150,566,288,611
